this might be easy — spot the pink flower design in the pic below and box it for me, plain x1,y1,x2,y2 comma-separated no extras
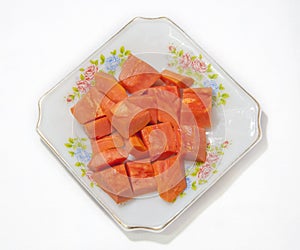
222,140,229,148
179,53,192,69
206,153,219,164
66,95,73,102
168,45,176,52
84,65,98,81
198,164,212,180
76,80,91,94
192,59,207,73
86,170,94,181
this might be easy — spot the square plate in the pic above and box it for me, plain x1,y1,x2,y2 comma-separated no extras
37,17,261,232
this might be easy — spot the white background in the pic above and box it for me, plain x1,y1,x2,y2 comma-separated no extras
1,0,299,249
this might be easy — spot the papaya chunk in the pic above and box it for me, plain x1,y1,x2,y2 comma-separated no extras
92,164,133,204
152,85,180,97
152,79,165,86
127,94,158,124
91,132,124,154
161,69,194,88
181,125,206,162
146,87,181,126
94,71,127,102
181,88,212,128
84,116,114,140
126,133,149,159
141,122,177,161
126,160,157,196
71,87,105,124
119,55,160,93
152,155,186,202
110,100,151,138
87,148,128,172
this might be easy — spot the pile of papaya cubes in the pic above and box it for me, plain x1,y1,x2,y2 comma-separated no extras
71,54,212,204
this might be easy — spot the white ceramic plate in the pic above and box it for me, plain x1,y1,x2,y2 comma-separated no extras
37,17,261,232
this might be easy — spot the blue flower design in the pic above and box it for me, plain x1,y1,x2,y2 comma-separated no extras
75,148,91,163
203,79,219,96
105,55,120,71
185,176,192,191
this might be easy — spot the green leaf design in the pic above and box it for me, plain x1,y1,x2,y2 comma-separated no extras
179,50,184,56
80,74,85,80
90,182,94,188
191,171,198,177
100,54,105,64
195,161,203,167
94,60,98,66
212,170,218,174
208,74,218,79
125,50,131,56
81,138,87,141
64,143,72,148
120,46,125,53
185,69,193,76
108,70,115,76
191,56,197,61
79,68,85,72
72,87,79,93
75,162,81,167
207,64,212,72
68,151,75,157
198,179,208,185
219,83,225,90
81,168,86,177
177,66,184,74
191,181,197,191
90,59,95,65
219,98,226,105
179,192,186,198
68,138,74,144
222,93,230,98
111,49,117,55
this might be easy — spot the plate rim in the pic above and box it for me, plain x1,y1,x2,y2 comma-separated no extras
36,16,262,232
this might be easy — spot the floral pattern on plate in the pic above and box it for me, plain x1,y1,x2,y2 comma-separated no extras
168,45,230,106
181,140,231,198
66,46,131,103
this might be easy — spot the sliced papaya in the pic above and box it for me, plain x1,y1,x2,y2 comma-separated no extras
125,132,149,160
119,55,160,93
94,71,127,102
127,94,158,124
87,148,128,172
146,87,181,126
181,125,206,162
152,155,186,202
71,87,105,124
91,132,124,154
161,69,194,88
152,79,165,86
181,87,212,128
110,100,151,138
126,160,157,196
84,116,114,139
141,122,177,161
92,164,133,204
152,85,180,97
